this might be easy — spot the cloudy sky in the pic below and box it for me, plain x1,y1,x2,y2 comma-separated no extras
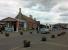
0,0,68,24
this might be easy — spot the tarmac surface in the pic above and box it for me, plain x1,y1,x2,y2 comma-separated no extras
0,30,68,50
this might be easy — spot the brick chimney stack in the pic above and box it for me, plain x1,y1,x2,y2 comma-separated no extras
19,8,21,13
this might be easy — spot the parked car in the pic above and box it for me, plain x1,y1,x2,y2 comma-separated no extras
40,28,50,34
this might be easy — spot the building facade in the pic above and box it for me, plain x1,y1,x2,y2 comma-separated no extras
0,17,19,32
15,8,38,30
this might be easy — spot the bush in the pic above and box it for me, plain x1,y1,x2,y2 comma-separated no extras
23,40,30,47
5,33,9,37
20,32,23,35
41,37,47,41
51,35,55,38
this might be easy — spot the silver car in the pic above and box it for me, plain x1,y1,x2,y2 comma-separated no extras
40,28,50,34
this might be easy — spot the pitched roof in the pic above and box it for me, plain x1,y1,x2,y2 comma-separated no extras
15,8,35,22
1,17,17,21
15,8,27,20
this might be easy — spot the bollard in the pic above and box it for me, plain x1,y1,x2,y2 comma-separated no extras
5,33,9,37
41,37,47,41
20,32,23,35
51,35,55,38
23,40,31,48
30,32,32,34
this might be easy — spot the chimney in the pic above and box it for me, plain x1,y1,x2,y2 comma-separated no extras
19,8,21,13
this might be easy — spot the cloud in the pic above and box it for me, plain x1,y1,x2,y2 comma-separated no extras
60,12,68,16
0,0,68,24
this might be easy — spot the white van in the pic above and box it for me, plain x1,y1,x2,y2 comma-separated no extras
40,26,50,34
